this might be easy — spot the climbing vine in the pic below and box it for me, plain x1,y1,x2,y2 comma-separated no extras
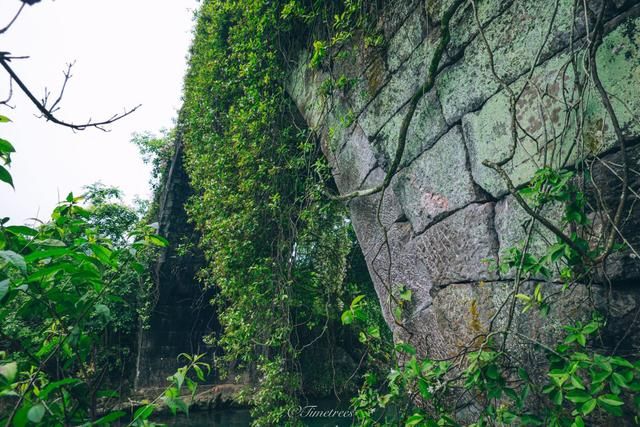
173,0,640,424
179,0,387,424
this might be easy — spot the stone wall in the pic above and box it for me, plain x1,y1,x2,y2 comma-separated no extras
135,137,217,391
287,0,640,412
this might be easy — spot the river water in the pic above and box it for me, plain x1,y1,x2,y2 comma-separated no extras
153,400,354,426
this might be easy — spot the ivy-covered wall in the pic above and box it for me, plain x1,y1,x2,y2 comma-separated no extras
137,0,640,422
287,0,640,415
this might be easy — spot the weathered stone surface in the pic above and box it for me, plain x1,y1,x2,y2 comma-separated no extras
287,51,330,130
382,0,423,42
348,168,405,251
332,124,378,194
373,88,448,168
393,126,483,233
366,221,431,327
447,0,514,55
411,202,499,285
386,4,429,73
405,280,640,360
462,14,640,197
285,1,640,420
584,15,640,149
363,202,500,328
587,144,640,284
358,26,442,139
494,195,564,278
437,0,576,124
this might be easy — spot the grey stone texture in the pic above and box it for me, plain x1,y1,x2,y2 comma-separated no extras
393,126,484,233
287,0,640,418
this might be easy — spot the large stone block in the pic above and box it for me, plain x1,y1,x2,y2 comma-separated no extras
332,124,379,194
286,51,330,131
587,144,640,285
386,4,429,73
446,0,514,56
463,14,640,197
358,25,443,139
373,88,448,168
404,279,640,362
393,126,484,233
437,0,576,124
494,195,564,279
348,168,405,252
411,202,499,286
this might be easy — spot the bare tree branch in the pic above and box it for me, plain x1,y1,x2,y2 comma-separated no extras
0,77,14,108
0,54,141,131
0,3,26,35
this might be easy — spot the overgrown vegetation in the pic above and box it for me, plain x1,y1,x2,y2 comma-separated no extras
180,1,390,424
2,0,639,425
0,119,209,425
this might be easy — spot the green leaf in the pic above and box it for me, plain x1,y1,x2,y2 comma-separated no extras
0,250,26,273
565,390,591,403
5,226,37,237
13,405,29,427
400,288,412,301
393,305,402,321
405,413,424,427
193,364,205,381
611,372,629,389
27,404,45,423
580,399,596,415
570,375,585,390
95,304,111,321
24,248,70,262
418,378,431,399
611,357,634,369
591,369,610,384
147,234,169,247
395,342,416,355
350,294,365,308
340,310,353,325
0,165,14,188
597,394,624,406
133,404,154,421
0,115,11,123
0,361,17,383
486,364,500,380
39,378,81,400
34,239,66,247
93,410,126,425
0,138,15,154
520,414,543,426
90,243,114,266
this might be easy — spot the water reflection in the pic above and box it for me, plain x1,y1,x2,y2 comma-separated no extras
153,401,354,426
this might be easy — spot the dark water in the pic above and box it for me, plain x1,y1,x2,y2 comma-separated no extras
153,401,353,426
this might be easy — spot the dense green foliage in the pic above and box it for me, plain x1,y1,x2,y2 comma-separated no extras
0,190,158,425
179,0,388,424
348,166,640,426
0,119,210,425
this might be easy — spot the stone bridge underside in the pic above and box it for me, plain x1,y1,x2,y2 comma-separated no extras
287,0,640,374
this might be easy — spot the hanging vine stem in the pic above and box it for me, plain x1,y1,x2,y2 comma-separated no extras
325,0,465,202
588,1,629,264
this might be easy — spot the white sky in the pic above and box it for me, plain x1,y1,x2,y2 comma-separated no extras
0,0,196,224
